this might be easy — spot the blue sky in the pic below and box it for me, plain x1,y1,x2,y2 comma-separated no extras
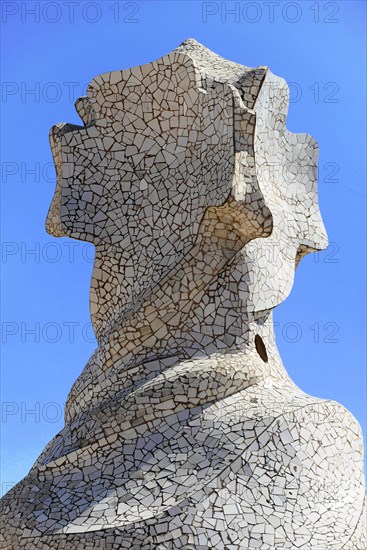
1,0,366,493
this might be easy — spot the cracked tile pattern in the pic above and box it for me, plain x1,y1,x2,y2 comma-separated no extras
0,39,365,549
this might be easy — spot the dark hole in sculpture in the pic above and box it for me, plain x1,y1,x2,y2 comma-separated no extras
255,334,268,363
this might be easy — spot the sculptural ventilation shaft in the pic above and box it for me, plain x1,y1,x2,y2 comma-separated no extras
0,39,365,550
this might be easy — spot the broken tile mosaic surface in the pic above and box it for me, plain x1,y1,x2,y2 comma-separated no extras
0,39,365,549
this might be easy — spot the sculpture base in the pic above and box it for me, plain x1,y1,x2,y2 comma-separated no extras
1,380,365,549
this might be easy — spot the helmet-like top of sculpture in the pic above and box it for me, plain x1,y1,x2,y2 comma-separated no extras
46,38,327,341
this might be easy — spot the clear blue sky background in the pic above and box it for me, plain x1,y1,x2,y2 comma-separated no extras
1,1,366,494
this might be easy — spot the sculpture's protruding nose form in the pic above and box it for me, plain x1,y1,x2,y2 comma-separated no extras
46,122,83,237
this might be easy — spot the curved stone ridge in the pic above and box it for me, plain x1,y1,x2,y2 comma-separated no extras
0,39,365,549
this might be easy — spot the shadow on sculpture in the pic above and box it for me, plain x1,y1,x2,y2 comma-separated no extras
0,39,365,550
